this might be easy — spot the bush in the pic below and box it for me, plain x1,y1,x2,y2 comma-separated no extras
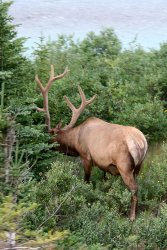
28,144,167,249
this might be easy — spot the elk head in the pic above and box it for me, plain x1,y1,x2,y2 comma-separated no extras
35,65,96,132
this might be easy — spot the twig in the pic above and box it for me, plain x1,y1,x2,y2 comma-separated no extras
37,185,76,229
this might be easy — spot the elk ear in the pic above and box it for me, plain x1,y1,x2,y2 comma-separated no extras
49,122,62,134
56,121,63,130
49,128,56,135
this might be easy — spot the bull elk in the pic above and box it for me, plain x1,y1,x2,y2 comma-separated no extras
35,65,148,221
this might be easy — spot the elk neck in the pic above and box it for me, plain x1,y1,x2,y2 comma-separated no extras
53,126,80,156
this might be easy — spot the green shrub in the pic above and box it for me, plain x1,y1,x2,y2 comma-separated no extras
138,143,167,209
29,144,167,249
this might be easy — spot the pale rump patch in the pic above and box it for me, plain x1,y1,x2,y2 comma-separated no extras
127,135,148,166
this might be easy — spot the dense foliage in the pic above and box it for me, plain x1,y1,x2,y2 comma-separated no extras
0,1,167,249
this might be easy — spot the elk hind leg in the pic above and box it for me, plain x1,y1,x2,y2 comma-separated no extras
119,168,138,221
134,163,143,177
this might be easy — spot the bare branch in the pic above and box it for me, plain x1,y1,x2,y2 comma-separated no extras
37,185,75,230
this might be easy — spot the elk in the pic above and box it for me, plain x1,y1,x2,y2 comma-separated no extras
35,65,148,221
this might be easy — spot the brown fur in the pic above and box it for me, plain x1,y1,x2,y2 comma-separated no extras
52,117,148,221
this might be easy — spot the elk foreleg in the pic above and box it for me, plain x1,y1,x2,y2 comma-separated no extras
103,170,108,180
82,159,92,183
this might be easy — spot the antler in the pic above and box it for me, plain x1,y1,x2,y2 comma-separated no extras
35,65,69,131
63,86,97,130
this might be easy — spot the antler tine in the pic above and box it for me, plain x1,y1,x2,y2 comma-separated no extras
78,86,86,104
63,86,97,130
35,64,68,132
50,64,55,79
86,94,97,104
78,86,97,106
46,65,69,92
63,95,76,112
52,67,69,81
35,75,45,92
35,75,46,113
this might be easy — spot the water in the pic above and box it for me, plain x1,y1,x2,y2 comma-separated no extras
7,0,167,51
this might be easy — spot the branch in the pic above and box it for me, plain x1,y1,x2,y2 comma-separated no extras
37,185,75,229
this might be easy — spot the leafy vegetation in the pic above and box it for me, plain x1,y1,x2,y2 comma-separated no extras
0,1,167,249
